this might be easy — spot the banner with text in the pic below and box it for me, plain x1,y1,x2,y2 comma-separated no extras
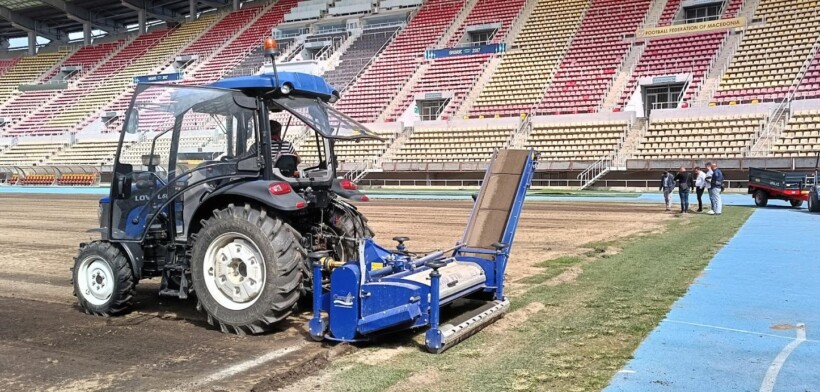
425,43,506,59
636,17,746,39
133,73,182,84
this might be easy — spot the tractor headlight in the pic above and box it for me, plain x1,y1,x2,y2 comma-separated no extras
328,93,339,104
280,84,292,95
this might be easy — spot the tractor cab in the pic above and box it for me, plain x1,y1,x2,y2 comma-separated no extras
106,71,379,244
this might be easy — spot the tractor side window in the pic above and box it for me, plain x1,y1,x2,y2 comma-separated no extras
111,85,259,241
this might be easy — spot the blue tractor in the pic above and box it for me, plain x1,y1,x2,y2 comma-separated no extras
73,70,379,334
73,41,537,351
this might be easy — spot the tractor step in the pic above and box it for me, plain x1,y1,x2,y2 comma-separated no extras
426,299,510,353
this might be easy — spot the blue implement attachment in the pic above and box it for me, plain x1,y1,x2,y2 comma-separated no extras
308,149,537,353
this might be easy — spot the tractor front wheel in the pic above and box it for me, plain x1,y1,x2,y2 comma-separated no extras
72,241,135,316
790,199,804,208
191,204,306,335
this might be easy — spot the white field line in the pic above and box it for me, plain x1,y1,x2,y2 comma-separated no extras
759,323,807,392
183,341,308,389
665,320,819,343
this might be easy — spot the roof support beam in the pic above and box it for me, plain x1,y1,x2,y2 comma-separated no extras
197,0,231,9
39,0,125,33
0,4,65,42
121,0,184,23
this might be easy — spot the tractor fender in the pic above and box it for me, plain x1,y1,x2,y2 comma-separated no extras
94,241,144,280
186,180,307,237
331,179,369,202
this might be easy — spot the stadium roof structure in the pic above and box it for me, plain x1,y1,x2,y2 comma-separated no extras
0,0,238,42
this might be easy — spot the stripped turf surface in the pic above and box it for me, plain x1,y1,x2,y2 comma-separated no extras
316,207,753,392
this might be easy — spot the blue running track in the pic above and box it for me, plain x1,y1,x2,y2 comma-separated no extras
606,208,820,391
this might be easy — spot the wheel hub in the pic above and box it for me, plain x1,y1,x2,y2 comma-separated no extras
203,233,266,311
77,257,115,306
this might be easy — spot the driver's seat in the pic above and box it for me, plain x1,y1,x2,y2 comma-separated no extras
275,154,299,177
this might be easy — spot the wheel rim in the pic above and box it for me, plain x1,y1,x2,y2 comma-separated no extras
77,256,115,306
202,232,266,311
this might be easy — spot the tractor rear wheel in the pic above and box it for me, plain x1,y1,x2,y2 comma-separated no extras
790,199,804,208
190,204,306,335
72,241,135,316
754,190,769,207
809,190,820,212
327,200,374,262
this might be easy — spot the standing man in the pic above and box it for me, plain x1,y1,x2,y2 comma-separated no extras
660,170,675,211
708,162,724,215
674,166,694,213
693,166,707,212
705,162,715,213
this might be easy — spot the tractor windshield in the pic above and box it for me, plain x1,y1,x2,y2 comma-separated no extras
270,96,381,140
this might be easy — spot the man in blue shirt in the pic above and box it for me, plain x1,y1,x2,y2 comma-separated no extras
707,162,724,215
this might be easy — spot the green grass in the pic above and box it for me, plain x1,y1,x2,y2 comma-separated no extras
322,207,752,392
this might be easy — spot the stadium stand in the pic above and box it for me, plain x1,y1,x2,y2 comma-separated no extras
772,102,820,156
0,139,67,166
184,0,299,84
323,26,400,90
0,41,125,132
470,0,588,117
48,138,129,166
76,15,222,133
796,51,820,100
0,49,71,104
614,0,746,109
388,54,493,121
536,0,653,115
334,0,466,122
446,0,527,47
298,123,400,165
118,133,213,165
386,0,527,121
389,119,516,162
637,110,768,159
713,0,820,104
525,116,631,161
0,57,20,78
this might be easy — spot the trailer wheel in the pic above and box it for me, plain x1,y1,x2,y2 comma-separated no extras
72,241,135,316
191,204,306,335
754,190,769,207
790,199,804,208
810,190,820,212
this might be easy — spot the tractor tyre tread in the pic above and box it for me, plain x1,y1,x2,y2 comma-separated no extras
72,241,136,316
191,203,306,335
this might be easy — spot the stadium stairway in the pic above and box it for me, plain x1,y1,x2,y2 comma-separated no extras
383,0,528,122
334,0,468,122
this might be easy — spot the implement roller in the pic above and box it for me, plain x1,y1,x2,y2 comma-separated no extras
308,149,537,352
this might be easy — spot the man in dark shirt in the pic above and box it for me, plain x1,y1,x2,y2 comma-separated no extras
674,166,694,214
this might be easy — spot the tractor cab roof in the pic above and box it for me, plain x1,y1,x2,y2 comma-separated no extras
209,72,339,103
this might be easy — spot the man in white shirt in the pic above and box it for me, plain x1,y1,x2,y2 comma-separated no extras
694,166,707,212
704,162,715,214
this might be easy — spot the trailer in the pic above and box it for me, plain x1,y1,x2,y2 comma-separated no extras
748,167,809,208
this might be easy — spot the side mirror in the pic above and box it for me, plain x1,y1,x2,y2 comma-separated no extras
114,174,132,199
125,109,139,133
